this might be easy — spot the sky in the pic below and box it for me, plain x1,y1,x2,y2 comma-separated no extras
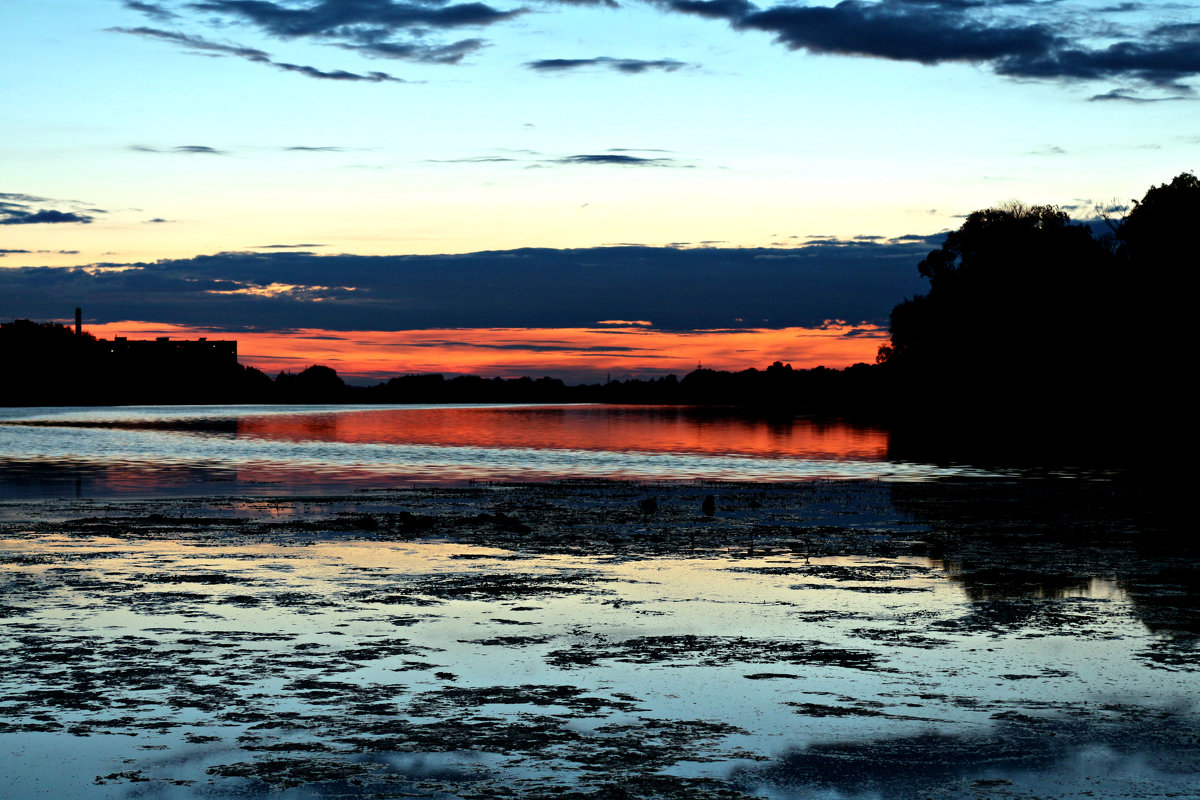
2,0,1196,382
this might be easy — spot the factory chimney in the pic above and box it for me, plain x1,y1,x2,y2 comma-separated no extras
75,307,82,336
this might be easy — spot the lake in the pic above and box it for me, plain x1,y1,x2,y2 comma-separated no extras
1,404,1192,800
1,479,1194,800
0,404,1001,499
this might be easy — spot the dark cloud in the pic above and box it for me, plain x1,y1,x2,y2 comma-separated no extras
527,56,688,73
427,156,519,162
0,192,97,226
272,61,408,81
555,154,680,165
251,243,329,248
1089,87,1190,102
0,210,94,225
1152,21,1200,39
736,2,1060,64
131,144,230,154
0,248,80,256
284,146,347,151
0,244,929,332
656,0,1200,90
111,0,536,76
426,150,690,167
659,0,758,20
188,0,521,35
993,21,1200,88
338,37,486,64
539,0,620,6
123,0,180,21
798,231,948,248
893,231,951,245
114,0,1200,92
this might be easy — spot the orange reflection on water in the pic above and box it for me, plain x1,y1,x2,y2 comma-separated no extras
236,406,888,461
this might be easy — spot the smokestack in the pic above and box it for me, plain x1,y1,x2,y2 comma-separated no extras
74,307,82,336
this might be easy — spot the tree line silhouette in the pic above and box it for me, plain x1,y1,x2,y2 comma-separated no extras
3,173,1194,445
878,172,1194,426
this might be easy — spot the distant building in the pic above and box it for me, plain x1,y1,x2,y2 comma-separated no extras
64,307,238,366
2,311,245,405
103,335,237,366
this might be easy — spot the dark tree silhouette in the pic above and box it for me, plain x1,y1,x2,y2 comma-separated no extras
1118,172,1200,267
1114,173,1197,379
275,364,348,403
879,174,1195,429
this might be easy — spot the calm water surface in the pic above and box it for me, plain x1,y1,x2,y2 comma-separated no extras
0,404,999,498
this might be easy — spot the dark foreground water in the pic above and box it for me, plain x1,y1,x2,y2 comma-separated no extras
0,406,1191,799
0,481,1193,800
0,404,1004,499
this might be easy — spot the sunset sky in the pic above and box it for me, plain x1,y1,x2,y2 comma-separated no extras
3,0,1196,382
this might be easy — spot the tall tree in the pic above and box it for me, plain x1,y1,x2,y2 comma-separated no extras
880,203,1116,403
880,173,1196,422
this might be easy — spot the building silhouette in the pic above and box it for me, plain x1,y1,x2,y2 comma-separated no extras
1,311,244,405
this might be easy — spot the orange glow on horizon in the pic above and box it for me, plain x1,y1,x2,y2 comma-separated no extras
82,321,887,383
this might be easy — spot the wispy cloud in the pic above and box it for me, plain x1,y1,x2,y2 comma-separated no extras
108,26,408,82
188,0,521,34
426,149,690,167
271,61,407,82
1089,87,1192,102
0,192,98,225
527,57,689,73
108,26,271,59
162,0,516,70
121,1,178,21
337,38,487,65
555,153,683,166
130,144,229,155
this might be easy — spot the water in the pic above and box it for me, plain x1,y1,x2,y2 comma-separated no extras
0,404,1001,498
0,407,1192,799
0,483,1194,799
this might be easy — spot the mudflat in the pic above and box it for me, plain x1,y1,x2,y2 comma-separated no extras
1,479,1195,799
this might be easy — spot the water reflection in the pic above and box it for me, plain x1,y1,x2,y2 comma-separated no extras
732,713,1200,800
234,405,889,461
1,482,1196,798
0,460,241,499
894,479,1198,664
0,404,989,499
